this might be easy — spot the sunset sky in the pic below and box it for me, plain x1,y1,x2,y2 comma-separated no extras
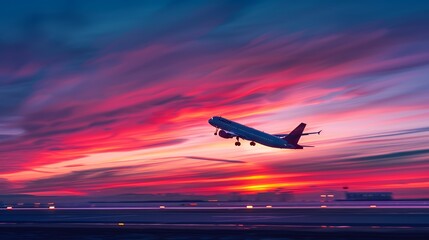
1,0,429,199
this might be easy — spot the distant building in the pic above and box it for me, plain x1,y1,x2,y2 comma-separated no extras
255,192,293,202
345,192,393,201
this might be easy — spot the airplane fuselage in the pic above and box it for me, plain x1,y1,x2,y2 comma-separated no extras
208,116,295,149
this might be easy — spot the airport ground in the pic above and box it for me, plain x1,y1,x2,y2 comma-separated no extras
1,205,429,239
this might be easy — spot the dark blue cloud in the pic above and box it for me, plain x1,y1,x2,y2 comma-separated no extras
186,156,246,164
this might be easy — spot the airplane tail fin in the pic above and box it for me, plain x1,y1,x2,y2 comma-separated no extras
284,123,306,145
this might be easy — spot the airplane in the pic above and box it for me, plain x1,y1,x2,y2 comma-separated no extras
208,116,321,149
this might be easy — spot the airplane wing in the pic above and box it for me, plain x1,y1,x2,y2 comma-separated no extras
273,134,288,138
219,129,255,141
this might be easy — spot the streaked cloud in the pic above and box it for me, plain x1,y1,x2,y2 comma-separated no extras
186,156,246,164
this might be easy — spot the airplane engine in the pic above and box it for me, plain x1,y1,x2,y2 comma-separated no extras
218,130,234,139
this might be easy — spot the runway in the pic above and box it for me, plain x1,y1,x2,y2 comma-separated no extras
2,206,429,239
2,207,429,226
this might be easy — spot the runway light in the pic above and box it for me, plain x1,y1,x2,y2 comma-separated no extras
327,195,334,198
118,222,125,226
370,205,377,208
266,205,272,208
246,205,253,209
6,206,13,210
320,205,327,208
159,205,165,209
49,206,55,209
320,194,326,197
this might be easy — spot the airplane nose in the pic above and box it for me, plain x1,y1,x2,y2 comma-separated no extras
208,117,217,127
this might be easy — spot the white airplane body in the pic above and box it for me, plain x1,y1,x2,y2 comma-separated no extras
208,116,320,149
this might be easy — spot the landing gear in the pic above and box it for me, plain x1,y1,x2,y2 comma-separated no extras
250,141,256,146
214,128,218,135
235,137,241,146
